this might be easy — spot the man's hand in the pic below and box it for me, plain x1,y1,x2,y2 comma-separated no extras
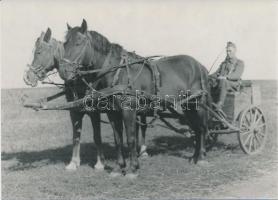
218,76,227,80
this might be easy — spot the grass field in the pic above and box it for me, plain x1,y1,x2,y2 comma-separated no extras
2,80,278,199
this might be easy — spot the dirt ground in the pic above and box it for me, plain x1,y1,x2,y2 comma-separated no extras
2,80,278,199
212,170,278,198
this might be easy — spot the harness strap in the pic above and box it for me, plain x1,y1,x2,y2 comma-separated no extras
112,54,126,87
112,53,147,88
149,62,161,118
153,63,161,94
125,58,132,89
132,60,146,83
80,76,96,92
112,68,121,86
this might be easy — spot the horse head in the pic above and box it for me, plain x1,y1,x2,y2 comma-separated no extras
24,28,64,87
62,19,113,82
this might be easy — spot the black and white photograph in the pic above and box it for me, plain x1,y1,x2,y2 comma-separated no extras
1,0,277,199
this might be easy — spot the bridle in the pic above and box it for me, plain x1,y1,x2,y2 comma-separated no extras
60,32,94,76
27,41,63,80
27,63,54,80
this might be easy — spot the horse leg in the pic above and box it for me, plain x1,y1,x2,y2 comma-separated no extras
89,112,105,171
107,111,126,176
136,117,140,153
66,111,83,170
123,110,139,177
139,115,148,157
198,108,208,160
186,109,207,164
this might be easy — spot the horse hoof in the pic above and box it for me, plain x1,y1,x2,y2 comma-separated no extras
140,152,149,158
109,172,122,178
125,173,138,179
139,145,148,158
94,163,105,171
65,161,79,171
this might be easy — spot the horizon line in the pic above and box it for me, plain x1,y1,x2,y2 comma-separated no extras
1,79,278,90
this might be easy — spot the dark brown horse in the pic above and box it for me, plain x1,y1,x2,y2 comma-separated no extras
62,19,210,176
23,28,105,171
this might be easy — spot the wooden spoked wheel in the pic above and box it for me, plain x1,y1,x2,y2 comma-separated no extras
237,106,267,155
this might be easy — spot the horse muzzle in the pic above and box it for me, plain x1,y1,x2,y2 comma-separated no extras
58,62,78,81
23,70,38,87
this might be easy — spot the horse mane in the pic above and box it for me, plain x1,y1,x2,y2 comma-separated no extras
89,31,111,55
65,28,143,60
89,31,144,60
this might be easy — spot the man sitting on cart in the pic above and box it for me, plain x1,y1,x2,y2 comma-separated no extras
210,41,245,109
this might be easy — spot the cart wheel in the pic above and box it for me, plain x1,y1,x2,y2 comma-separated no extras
237,106,267,155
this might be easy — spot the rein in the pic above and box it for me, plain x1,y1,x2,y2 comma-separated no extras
75,56,162,81
27,63,53,81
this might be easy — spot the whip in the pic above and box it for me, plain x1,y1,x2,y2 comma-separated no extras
208,48,225,74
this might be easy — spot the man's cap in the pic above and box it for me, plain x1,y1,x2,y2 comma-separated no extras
226,41,236,49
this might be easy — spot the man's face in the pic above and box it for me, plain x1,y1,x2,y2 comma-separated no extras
226,46,236,59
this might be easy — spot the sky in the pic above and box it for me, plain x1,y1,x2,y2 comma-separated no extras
1,0,277,88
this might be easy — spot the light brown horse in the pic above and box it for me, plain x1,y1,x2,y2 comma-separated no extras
62,19,210,177
23,28,105,171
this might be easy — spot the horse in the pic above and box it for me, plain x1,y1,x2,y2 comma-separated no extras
23,28,105,171
62,19,210,177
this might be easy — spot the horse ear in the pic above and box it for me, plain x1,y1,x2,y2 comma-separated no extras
80,19,87,34
67,23,72,30
39,32,45,42
43,28,52,43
